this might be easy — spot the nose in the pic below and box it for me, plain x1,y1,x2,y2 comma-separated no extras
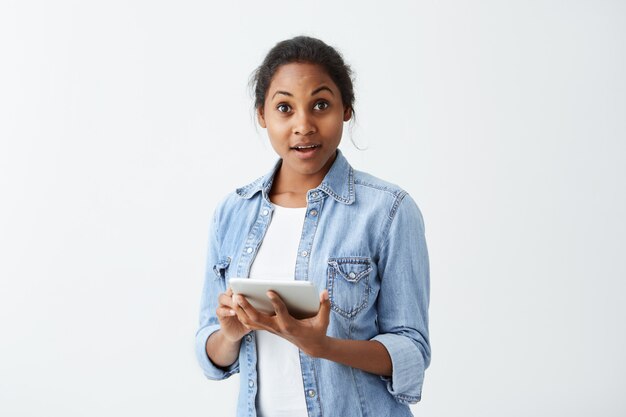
293,111,316,136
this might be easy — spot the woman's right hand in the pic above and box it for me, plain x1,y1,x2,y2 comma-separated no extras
216,287,251,342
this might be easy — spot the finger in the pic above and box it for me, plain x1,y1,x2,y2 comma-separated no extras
266,290,296,333
232,300,254,328
270,290,314,337
225,287,233,296
234,294,278,332
218,292,234,308
216,306,236,319
316,290,331,325
234,306,264,332
234,294,262,324
266,291,289,317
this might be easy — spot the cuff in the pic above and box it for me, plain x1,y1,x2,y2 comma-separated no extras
195,324,240,380
371,333,425,404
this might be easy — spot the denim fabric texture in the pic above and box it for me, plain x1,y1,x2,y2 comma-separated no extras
195,150,431,417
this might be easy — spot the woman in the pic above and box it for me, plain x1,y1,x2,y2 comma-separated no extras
196,36,430,417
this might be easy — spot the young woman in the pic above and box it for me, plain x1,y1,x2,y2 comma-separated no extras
196,36,430,417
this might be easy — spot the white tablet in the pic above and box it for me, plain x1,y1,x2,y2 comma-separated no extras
229,278,320,319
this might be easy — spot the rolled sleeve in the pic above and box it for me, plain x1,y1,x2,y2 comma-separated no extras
371,333,426,404
195,203,240,380
374,192,431,404
195,324,240,380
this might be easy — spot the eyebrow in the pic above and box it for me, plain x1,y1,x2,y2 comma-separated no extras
271,85,335,100
312,86,335,96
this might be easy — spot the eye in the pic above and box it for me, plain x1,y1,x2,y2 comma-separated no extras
277,103,291,113
313,101,329,111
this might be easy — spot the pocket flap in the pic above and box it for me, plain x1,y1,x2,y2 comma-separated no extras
328,257,372,283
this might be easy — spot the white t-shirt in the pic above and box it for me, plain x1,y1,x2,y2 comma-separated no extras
248,204,309,417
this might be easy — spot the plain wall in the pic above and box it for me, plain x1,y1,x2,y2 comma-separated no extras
1,1,625,416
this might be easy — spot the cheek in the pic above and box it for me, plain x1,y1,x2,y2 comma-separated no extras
267,125,288,142
325,116,344,139
266,128,289,154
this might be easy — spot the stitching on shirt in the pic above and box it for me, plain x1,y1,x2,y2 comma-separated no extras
388,190,408,220
327,257,371,319
235,175,264,198
318,166,354,204
377,191,409,256
395,393,421,403
353,178,404,198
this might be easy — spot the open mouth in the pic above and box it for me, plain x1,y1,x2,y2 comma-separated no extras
291,144,321,152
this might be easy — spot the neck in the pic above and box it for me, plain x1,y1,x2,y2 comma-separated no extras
269,152,337,206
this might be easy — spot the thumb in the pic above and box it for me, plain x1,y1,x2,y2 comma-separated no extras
318,290,330,314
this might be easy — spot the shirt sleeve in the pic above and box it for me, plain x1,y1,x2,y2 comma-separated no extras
370,192,431,404
195,206,240,380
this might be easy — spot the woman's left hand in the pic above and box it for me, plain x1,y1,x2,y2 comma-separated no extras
231,290,331,358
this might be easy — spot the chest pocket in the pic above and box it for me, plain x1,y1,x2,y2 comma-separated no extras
327,257,372,319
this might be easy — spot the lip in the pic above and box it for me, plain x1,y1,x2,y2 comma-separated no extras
290,143,321,159
290,142,321,150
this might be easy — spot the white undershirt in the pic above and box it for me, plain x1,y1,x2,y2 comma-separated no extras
248,204,309,417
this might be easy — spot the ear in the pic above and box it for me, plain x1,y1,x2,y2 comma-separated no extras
343,106,352,122
257,106,267,128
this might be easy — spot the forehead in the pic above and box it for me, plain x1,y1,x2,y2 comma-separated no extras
267,62,338,96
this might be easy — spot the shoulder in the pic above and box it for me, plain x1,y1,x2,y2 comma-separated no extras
353,169,415,207
352,169,424,224
353,169,407,198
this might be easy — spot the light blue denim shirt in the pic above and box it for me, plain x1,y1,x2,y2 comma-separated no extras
196,150,430,417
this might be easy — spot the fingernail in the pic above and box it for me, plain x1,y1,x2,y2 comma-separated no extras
229,309,236,316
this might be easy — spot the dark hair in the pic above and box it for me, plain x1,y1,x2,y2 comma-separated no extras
251,36,355,113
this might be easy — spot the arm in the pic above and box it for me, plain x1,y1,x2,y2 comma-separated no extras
371,192,431,403
230,193,430,394
316,336,392,376
232,290,392,376
195,205,247,379
205,288,251,368
206,331,241,368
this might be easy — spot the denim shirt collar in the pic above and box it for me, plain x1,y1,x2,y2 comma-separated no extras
235,149,355,205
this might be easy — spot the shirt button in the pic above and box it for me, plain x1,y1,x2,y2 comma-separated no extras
246,247,253,254
245,335,252,342
348,272,356,279
261,209,269,216
307,389,316,397
248,379,255,388
301,250,308,257
309,209,318,217
312,192,319,198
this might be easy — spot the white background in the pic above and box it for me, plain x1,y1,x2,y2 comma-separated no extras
1,1,625,416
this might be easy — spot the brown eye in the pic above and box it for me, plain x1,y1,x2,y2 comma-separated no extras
277,104,291,113
313,101,329,111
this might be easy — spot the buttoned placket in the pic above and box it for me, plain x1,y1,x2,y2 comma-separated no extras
236,190,327,417
236,199,275,415
236,200,274,277
296,189,325,417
